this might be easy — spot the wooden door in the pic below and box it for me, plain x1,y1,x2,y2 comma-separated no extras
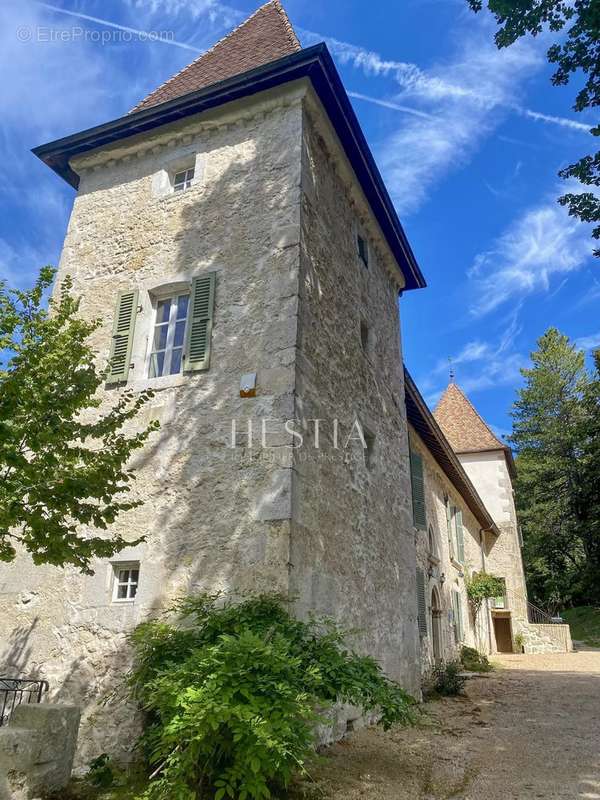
494,617,513,653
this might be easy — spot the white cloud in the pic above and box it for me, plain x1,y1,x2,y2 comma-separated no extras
300,28,477,101
300,22,589,214
469,193,594,317
379,31,542,214
575,332,600,352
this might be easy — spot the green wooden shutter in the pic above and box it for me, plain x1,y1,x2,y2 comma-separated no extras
184,272,216,372
445,499,453,558
455,509,465,564
108,289,138,383
410,450,426,530
452,591,463,643
416,568,427,637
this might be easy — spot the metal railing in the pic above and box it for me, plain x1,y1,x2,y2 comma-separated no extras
527,601,563,625
0,678,49,726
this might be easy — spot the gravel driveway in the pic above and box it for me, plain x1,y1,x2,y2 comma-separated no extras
293,652,600,799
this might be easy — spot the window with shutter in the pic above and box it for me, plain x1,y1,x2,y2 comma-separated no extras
409,449,426,530
446,499,454,559
184,272,216,372
416,568,427,637
455,509,465,564
452,590,464,643
108,289,138,383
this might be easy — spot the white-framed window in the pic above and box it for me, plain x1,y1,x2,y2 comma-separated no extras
112,563,140,602
148,293,190,378
173,166,195,192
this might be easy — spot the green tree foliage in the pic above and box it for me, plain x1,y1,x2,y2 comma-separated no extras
466,571,506,618
467,0,599,255
573,350,600,597
508,328,600,607
127,594,415,800
0,267,158,573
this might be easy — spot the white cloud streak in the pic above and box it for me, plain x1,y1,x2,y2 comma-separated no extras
469,190,594,317
347,91,435,120
520,108,591,133
36,2,203,51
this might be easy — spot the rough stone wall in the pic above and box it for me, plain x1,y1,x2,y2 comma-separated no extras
0,704,80,799
409,427,492,672
521,623,573,653
288,95,421,697
0,85,306,765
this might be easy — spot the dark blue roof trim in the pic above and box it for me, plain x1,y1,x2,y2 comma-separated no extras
32,44,425,290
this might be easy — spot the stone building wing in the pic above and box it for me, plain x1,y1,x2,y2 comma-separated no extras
404,370,498,534
131,0,301,112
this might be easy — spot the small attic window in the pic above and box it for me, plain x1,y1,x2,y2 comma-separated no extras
357,233,369,267
173,166,195,192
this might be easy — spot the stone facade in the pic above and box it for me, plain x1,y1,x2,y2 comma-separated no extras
0,80,421,763
289,95,419,692
409,426,492,672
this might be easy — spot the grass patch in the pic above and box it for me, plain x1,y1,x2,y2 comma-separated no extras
562,606,600,647
460,646,493,673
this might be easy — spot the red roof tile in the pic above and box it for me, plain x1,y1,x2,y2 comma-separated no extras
131,0,301,113
433,382,506,453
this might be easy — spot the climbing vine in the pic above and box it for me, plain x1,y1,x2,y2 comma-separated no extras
466,572,506,618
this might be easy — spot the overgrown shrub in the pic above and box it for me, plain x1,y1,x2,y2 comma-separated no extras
429,661,466,697
127,594,415,800
460,646,492,673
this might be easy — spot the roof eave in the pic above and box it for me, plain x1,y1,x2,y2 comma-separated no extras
32,43,426,292
404,369,499,535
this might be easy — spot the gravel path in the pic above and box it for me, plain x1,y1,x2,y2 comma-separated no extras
293,652,600,799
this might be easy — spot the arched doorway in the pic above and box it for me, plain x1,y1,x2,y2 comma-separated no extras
431,586,443,662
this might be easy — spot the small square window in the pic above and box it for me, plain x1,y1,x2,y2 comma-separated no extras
357,234,369,267
112,563,140,603
173,166,195,192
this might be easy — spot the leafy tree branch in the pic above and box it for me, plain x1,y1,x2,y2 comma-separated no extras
0,267,158,573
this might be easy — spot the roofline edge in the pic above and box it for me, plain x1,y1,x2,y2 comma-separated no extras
32,43,426,291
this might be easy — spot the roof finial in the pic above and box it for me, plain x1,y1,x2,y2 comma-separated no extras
448,357,455,383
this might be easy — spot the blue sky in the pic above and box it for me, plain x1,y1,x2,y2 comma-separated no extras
1,0,598,437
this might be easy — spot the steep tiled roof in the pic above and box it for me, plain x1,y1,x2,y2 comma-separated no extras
433,382,505,453
131,0,301,113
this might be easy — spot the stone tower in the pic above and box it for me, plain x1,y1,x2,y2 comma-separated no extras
1,1,426,761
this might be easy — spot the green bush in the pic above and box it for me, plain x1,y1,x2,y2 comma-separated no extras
460,646,492,673
127,594,415,800
429,661,466,697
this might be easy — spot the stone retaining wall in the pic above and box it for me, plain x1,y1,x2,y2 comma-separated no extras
0,704,80,799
